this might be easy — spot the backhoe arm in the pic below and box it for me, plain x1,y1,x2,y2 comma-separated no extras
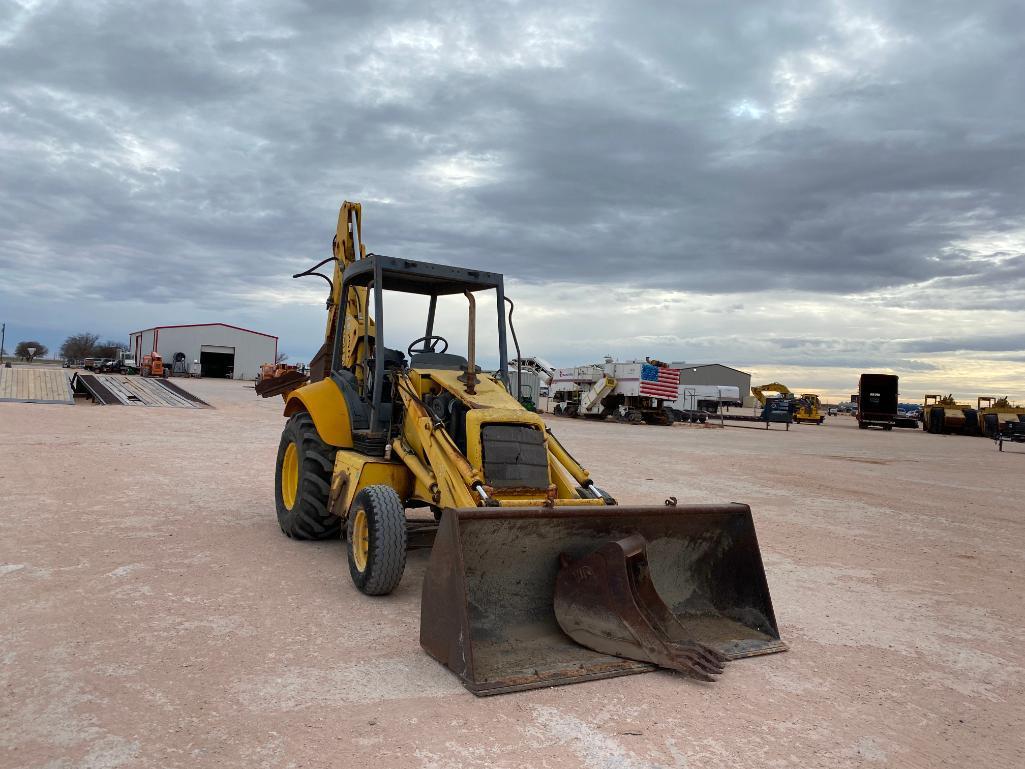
752,382,791,405
316,201,376,379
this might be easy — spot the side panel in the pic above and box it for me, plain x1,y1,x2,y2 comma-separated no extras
283,378,354,447
332,451,413,514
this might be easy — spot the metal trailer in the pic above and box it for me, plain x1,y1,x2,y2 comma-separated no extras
550,359,681,425
996,421,1025,452
671,385,741,422
718,399,793,430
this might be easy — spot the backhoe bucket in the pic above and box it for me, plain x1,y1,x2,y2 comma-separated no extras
420,504,786,696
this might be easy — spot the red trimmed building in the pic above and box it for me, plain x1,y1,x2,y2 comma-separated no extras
128,323,278,380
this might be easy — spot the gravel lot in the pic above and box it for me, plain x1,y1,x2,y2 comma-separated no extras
2,377,1022,768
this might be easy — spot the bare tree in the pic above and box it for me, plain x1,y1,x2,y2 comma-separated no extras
93,340,129,359
15,341,48,361
59,333,100,361
275,352,289,363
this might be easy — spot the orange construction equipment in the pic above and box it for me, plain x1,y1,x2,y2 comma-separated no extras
141,352,163,378
255,363,309,398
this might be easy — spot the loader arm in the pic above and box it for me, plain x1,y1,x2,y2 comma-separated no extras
393,369,607,509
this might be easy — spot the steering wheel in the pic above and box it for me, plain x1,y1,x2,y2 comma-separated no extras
407,335,449,356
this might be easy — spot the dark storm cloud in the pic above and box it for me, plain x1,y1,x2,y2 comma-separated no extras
1,0,1023,363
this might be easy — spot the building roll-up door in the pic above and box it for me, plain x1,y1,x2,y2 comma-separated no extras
200,345,235,378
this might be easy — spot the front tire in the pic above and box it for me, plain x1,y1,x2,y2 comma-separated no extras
346,485,407,595
275,412,340,540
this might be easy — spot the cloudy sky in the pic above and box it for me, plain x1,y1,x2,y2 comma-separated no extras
1,0,1023,400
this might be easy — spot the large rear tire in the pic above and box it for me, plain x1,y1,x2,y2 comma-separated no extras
963,409,979,436
275,412,340,540
346,485,407,596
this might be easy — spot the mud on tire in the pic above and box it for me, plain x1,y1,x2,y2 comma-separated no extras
275,412,341,540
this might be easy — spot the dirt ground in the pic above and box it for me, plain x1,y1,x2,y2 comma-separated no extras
2,377,1022,769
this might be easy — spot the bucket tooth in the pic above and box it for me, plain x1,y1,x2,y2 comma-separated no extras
554,534,727,682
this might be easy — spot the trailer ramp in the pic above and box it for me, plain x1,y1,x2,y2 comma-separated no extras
0,367,74,404
72,374,210,408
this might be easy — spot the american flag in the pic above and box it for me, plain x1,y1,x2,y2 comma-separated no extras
639,363,680,399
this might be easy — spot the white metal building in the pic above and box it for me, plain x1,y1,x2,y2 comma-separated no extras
670,363,753,406
129,323,277,380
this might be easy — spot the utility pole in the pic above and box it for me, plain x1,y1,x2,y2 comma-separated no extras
0,322,5,362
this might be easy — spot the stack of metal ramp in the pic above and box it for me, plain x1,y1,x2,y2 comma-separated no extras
72,374,210,408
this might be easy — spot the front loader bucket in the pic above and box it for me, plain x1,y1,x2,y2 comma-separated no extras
419,504,786,696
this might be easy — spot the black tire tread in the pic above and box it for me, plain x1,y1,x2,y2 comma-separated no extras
275,412,341,540
347,485,407,595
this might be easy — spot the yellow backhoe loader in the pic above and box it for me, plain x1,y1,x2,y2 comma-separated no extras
752,382,824,424
266,201,786,695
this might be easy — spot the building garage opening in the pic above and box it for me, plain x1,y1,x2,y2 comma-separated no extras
200,345,235,378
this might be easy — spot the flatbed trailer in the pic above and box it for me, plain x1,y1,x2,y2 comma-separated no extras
719,400,792,430
996,421,1025,452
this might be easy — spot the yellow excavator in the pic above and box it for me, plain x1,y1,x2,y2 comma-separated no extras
265,201,786,695
752,382,824,425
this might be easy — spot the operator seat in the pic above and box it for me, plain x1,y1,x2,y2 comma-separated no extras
376,347,407,402
409,352,477,371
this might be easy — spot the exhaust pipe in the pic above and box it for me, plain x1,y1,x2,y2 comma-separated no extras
463,290,477,395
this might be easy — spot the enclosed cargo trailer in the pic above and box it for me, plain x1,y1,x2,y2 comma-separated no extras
857,374,898,430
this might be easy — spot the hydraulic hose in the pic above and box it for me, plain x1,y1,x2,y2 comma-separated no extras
504,297,521,401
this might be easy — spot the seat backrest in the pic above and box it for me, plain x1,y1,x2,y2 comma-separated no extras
410,352,471,371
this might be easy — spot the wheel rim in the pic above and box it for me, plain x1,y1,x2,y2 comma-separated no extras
281,442,299,510
351,509,369,572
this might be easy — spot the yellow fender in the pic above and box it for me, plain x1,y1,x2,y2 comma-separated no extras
331,450,412,516
283,379,354,448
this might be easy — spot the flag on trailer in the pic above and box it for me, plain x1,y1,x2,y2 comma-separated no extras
639,363,680,399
